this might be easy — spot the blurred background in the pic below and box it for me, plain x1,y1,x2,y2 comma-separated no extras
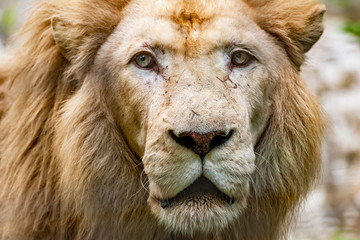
292,1,360,239
0,0,359,239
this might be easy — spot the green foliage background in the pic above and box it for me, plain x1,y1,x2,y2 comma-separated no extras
343,22,360,39
1,5,17,36
331,231,360,240
323,0,360,39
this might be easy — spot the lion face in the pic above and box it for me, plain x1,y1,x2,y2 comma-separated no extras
93,0,283,234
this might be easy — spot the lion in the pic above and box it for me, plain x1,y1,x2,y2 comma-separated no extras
0,0,326,239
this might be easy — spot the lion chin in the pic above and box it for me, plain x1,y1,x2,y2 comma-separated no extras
0,0,326,239
149,176,247,235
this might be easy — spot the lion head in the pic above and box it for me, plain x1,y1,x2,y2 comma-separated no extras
0,0,325,239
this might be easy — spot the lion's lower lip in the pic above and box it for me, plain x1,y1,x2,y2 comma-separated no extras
160,176,234,208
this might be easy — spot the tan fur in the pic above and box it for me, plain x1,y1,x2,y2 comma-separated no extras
0,0,325,239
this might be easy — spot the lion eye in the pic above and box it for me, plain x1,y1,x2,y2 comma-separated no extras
134,53,155,69
231,51,254,67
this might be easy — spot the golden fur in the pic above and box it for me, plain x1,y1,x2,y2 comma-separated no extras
0,0,325,239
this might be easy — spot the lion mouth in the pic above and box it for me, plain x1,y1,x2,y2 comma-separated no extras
160,176,234,208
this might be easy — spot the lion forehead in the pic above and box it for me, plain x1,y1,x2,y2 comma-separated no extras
111,0,275,61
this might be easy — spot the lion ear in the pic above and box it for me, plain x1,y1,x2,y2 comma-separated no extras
297,6,326,53
52,17,82,61
284,4,326,54
247,1,326,67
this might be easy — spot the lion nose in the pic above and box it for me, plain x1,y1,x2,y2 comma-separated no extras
169,130,234,159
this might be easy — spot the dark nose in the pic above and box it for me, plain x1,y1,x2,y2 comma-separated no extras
169,130,234,159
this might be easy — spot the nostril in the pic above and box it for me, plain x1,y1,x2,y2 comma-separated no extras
169,129,234,159
209,130,234,150
169,130,197,149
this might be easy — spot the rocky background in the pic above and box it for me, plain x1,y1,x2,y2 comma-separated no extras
1,0,360,239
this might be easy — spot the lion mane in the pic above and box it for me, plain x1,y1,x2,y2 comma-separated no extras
0,0,325,239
